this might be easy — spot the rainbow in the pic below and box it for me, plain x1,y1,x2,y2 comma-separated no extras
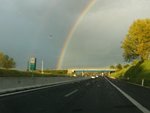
57,0,96,69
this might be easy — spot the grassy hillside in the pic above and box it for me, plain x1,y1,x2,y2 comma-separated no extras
124,60,150,79
110,68,128,78
110,60,150,86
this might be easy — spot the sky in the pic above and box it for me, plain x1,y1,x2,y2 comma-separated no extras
0,0,150,70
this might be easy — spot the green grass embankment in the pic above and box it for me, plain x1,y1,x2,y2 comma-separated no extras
110,68,129,79
124,60,150,86
110,60,150,86
0,69,68,77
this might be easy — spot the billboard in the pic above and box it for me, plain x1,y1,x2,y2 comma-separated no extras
29,57,36,71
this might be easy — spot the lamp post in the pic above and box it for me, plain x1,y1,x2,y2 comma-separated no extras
41,60,44,74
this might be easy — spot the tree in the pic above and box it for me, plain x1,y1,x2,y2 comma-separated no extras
123,64,130,68
0,52,4,67
121,19,150,61
0,52,16,69
116,64,122,70
110,65,115,69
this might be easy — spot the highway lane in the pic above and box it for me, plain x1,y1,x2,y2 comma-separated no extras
108,77,150,111
0,76,149,113
62,77,143,113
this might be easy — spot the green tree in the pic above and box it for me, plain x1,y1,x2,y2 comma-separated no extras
123,64,130,68
116,64,122,70
110,65,115,69
0,52,16,69
0,52,4,67
122,19,150,61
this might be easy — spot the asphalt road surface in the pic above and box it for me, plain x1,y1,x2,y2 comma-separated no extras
0,76,149,113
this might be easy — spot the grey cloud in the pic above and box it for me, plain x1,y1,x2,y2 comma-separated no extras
1,0,150,69
0,0,90,69
62,0,150,68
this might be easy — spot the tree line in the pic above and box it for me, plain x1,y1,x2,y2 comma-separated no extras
110,64,130,70
0,52,16,69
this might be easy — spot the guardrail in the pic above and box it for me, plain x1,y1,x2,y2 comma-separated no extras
0,77,90,93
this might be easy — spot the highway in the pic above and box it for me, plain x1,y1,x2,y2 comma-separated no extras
0,76,149,113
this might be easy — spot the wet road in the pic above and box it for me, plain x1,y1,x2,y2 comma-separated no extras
0,76,149,113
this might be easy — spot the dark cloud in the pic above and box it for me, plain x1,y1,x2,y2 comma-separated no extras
0,0,91,69
0,0,150,69
62,0,150,68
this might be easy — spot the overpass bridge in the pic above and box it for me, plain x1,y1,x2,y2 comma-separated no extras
67,68,116,75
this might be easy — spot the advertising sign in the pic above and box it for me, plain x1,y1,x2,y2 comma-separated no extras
29,57,36,71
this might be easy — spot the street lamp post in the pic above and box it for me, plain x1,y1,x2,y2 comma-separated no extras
41,60,44,74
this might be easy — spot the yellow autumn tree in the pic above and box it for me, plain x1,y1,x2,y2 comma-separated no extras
122,19,150,61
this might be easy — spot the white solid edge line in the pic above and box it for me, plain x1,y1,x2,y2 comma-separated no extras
127,82,150,89
104,77,150,113
0,83,66,97
64,89,79,97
